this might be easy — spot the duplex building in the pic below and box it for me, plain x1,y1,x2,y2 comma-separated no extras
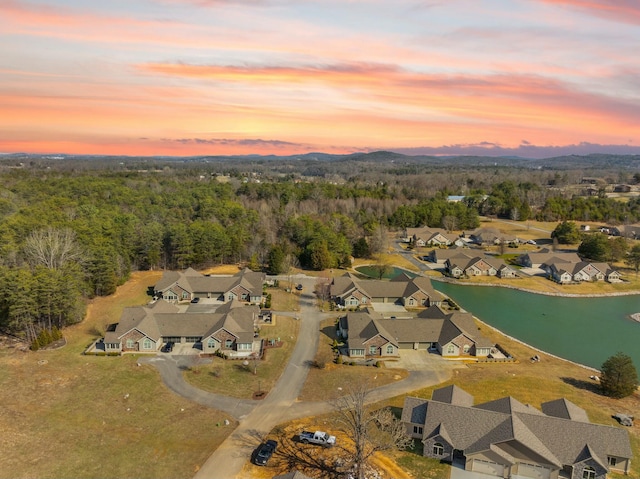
330,273,442,308
402,385,632,479
103,299,260,357
337,306,493,359
154,267,265,304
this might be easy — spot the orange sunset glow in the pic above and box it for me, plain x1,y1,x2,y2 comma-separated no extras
1,0,639,158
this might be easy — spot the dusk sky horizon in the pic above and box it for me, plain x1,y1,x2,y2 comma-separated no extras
2,0,640,159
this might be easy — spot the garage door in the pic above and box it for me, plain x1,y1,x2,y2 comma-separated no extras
398,342,414,350
472,459,504,477
517,463,551,479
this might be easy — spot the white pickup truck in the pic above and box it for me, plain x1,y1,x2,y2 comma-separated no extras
299,430,336,447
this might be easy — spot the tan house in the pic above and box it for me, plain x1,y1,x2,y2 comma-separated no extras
103,299,259,357
402,385,632,479
446,255,518,279
337,306,493,359
154,267,265,304
330,273,442,308
517,249,581,269
547,261,621,284
405,227,460,247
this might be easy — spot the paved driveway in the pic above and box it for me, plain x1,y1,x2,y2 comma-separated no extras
390,349,462,372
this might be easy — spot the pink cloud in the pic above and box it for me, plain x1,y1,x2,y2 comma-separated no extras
540,0,640,25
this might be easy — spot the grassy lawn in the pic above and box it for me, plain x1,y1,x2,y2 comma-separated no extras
299,318,409,402
183,312,300,398
0,271,236,479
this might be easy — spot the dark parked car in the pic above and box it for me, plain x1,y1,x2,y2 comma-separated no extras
253,439,277,466
162,341,174,353
295,284,303,291
190,297,200,303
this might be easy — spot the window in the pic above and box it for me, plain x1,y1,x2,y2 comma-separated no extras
433,443,444,455
142,338,152,350
126,339,134,349
582,467,596,479
225,339,233,348
413,426,423,435
608,457,617,467
463,344,470,354
447,344,455,354
207,338,216,349
369,346,377,355
182,291,189,299
386,345,394,354
351,349,364,356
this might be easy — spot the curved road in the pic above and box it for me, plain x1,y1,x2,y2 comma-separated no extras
143,274,460,479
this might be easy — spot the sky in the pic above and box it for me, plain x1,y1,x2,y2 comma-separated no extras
1,0,640,158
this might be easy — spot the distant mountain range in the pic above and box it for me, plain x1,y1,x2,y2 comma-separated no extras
2,151,639,170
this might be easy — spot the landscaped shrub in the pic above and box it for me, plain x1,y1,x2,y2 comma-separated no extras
336,355,343,364
375,361,382,368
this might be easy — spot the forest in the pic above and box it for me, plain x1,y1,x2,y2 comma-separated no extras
0,152,639,345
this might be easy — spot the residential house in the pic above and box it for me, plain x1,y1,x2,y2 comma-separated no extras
426,247,475,265
405,227,460,247
445,255,518,279
154,267,265,304
337,306,493,359
517,249,581,269
611,224,640,240
402,385,632,479
103,299,260,357
469,228,518,245
330,273,442,308
547,261,621,284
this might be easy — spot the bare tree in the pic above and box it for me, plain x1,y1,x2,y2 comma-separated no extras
369,224,389,256
442,215,458,233
24,227,84,270
332,384,412,479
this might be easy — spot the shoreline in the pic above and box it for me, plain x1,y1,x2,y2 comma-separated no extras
467,309,600,373
431,275,640,298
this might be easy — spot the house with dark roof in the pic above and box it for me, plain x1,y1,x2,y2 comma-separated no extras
154,268,265,304
103,299,260,357
445,254,518,279
337,306,493,359
330,273,442,308
402,385,632,479
547,261,621,284
516,249,581,269
405,227,461,247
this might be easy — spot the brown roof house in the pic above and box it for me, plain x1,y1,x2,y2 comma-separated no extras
337,305,493,359
405,227,461,247
445,254,518,279
402,385,632,479
547,261,621,284
330,273,442,309
517,249,581,269
103,299,260,357
154,267,265,304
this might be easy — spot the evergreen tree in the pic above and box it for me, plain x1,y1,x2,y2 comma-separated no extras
600,352,639,399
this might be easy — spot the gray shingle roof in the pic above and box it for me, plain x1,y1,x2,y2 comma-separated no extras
431,384,474,406
155,268,265,298
541,398,590,422
403,386,632,473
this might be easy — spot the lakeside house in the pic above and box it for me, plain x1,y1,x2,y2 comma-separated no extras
337,306,493,359
330,272,443,308
517,248,621,284
153,267,265,304
402,385,632,479
445,254,518,279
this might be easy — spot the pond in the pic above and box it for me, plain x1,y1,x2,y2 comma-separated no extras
432,281,640,371
354,265,418,280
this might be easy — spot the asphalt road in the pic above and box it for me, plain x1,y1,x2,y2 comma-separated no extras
142,274,461,479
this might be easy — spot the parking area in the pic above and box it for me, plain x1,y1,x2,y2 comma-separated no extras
387,349,461,371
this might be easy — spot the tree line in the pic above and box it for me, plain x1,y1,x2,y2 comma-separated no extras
1,158,638,342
